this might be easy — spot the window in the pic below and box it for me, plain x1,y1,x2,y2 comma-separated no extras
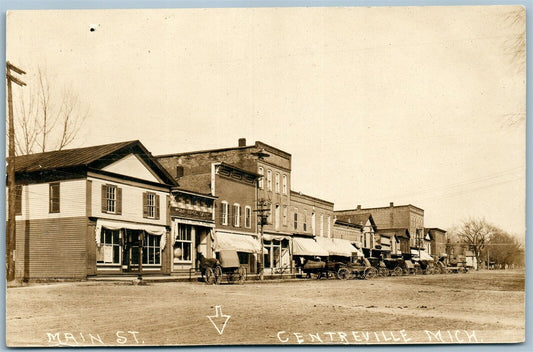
312,212,316,236
15,185,22,215
320,214,324,237
293,208,298,230
143,233,161,265
174,225,192,263
49,183,60,213
275,172,280,193
245,206,252,228
258,167,264,189
143,192,160,219
97,229,120,264
263,239,289,269
267,170,272,191
283,205,288,226
233,204,241,227
176,166,184,178
303,210,307,232
221,201,229,225
282,175,287,195
101,184,122,215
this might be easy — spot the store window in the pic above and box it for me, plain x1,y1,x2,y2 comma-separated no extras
174,225,192,263
263,239,290,269
143,233,161,265
97,229,120,264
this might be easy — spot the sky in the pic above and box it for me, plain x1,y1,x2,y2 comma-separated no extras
5,5,526,235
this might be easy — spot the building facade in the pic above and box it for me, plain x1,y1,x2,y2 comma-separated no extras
10,141,178,281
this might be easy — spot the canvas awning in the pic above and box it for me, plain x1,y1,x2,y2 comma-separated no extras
214,231,262,253
292,237,329,257
316,237,352,257
333,238,363,257
411,249,434,261
95,219,168,249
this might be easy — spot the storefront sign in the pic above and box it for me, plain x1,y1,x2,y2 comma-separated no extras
171,207,212,221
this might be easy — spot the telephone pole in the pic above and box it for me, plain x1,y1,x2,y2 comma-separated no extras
254,198,270,280
6,61,26,282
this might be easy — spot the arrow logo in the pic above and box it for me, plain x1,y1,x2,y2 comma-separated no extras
207,305,231,335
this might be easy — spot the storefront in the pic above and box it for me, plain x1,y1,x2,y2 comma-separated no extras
214,230,262,274
95,219,169,274
262,234,291,274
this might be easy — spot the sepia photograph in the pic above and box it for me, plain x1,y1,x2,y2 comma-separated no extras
4,3,527,347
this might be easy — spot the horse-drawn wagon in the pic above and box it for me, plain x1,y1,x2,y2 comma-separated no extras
201,250,246,285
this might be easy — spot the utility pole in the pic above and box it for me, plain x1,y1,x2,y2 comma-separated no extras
254,198,270,280
6,62,26,282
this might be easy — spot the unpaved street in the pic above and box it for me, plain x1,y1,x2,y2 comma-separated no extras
6,270,524,346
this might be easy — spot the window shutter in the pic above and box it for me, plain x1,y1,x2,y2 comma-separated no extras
239,206,243,227
155,194,160,220
219,203,224,224
143,192,148,218
227,204,232,226
101,185,108,213
116,187,122,215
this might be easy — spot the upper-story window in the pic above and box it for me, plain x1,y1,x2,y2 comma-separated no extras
275,172,280,193
102,184,122,215
143,192,160,219
293,208,298,230
282,175,287,195
221,201,229,225
303,210,307,232
320,214,324,237
258,167,264,189
233,203,241,227
49,182,60,213
245,206,252,228
283,205,288,226
267,170,272,191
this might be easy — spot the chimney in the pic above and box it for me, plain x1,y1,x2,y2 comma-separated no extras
238,138,246,147
390,202,394,208
356,204,361,210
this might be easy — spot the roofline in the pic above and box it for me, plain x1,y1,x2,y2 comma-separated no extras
335,204,424,213
254,141,292,158
290,190,334,206
334,220,363,228
156,145,254,158
425,227,447,233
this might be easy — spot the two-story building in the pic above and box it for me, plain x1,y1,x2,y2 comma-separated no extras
335,203,424,257
425,227,447,259
10,141,178,281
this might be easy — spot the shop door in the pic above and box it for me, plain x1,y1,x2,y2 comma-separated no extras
122,230,143,272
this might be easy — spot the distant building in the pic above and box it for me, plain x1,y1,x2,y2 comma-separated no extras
335,202,425,257
425,227,447,258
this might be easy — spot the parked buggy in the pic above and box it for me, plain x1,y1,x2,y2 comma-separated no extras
201,250,246,285
338,257,377,280
301,258,347,279
383,258,405,276
301,258,326,279
367,256,389,277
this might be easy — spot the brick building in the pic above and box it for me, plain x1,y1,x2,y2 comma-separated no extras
335,202,425,256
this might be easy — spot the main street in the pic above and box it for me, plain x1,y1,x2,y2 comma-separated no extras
5,270,524,346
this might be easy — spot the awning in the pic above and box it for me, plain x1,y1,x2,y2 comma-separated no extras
333,238,363,257
292,237,329,257
263,233,291,241
316,237,352,257
95,219,168,249
410,249,434,261
214,231,262,253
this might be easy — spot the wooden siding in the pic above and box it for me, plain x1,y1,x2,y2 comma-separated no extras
15,180,86,221
15,217,88,280
89,177,168,226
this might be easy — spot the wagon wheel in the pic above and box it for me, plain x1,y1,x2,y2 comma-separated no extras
214,265,223,285
365,267,378,280
337,267,350,280
390,266,403,276
378,268,389,277
237,266,246,285
226,271,236,284
205,267,216,285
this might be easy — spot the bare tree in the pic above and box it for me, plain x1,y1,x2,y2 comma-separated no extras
13,67,88,155
454,218,493,270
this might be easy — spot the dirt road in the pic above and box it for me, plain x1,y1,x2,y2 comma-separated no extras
5,270,524,346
